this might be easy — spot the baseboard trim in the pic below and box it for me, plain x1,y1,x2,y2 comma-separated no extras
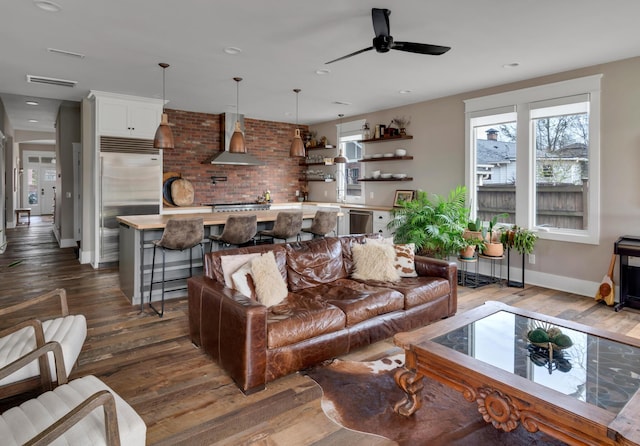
59,238,77,248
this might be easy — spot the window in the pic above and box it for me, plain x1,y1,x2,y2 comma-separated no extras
336,119,365,203
465,75,601,244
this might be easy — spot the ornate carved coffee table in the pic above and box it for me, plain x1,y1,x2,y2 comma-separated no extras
393,301,640,445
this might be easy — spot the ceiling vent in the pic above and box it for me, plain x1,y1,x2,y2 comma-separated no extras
26,74,77,88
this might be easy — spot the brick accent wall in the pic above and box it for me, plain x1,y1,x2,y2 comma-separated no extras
163,109,307,205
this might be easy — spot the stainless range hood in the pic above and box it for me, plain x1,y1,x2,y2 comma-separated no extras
207,113,264,166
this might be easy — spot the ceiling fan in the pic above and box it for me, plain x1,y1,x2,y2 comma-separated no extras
326,8,451,64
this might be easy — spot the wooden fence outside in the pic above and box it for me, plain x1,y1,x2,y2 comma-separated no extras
477,182,587,230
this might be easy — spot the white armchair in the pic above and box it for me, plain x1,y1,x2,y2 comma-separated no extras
0,288,87,398
0,343,146,446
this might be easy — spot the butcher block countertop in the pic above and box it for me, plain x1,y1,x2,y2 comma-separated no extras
117,209,331,230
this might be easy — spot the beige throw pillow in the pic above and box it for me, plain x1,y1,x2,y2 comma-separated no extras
351,242,400,282
230,261,255,298
250,251,288,307
220,253,261,288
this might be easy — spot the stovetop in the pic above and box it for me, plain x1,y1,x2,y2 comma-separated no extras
204,202,271,212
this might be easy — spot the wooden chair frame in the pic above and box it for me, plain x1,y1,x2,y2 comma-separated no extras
0,288,72,398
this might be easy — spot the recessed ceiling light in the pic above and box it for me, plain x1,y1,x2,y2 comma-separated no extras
399,89,412,94
25,101,39,106
33,0,61,12
223,47,242,55
28,119,39,123
503,62,520,69
315,69,331,75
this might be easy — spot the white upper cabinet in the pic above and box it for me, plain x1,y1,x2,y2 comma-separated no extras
91,91,163,139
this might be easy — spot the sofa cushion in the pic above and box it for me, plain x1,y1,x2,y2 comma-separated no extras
367,276,451,309
285,238,347,291
351,242,400,282
251,251,288,307
266,295,346,348
296,280,404,326
392,243,418,278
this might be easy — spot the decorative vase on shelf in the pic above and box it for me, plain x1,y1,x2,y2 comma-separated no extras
400,128,407,135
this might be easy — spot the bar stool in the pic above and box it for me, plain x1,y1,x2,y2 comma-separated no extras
147,217,204,317
301,210,338,238
209,214,257,252
258,210,303,243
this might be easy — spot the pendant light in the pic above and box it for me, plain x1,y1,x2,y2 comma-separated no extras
334,114,348,163
289,88,305,157
229,77,247,153
153,63,175,149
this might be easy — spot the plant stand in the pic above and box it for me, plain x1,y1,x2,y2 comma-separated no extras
478,254,505,286
506,247,525,288
457,256,479,288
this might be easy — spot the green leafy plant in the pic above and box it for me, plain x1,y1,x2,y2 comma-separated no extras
513,227,538,254
388,185,468,258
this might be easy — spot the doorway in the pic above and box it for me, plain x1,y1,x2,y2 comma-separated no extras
22,151,56,216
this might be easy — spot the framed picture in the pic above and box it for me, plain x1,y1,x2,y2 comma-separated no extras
393,190,415,207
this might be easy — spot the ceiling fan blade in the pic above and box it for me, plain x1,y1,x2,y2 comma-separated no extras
392,41,451,56
325,46,374,65
372,8,391,37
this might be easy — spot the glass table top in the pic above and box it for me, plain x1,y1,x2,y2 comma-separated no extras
431,311,640,414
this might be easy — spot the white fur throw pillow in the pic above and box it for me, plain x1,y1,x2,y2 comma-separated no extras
250,251,288,307
365,239,418,278
351,242,400,282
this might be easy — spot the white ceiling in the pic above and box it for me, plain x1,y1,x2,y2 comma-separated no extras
2,0,640,133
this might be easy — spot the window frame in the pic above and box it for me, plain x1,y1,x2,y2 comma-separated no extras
464,75,602,245
336,119,366,204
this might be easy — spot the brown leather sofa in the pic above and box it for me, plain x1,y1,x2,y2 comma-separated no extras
188,235,457,394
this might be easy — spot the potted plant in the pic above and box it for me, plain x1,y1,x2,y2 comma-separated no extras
481,213,509,257
513,227,538,254
460,236,485,260
464,217,482,240
388,185,468,259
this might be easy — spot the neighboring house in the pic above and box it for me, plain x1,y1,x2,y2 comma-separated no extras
535,143,588,185
476,129,516,185
477,129,588,186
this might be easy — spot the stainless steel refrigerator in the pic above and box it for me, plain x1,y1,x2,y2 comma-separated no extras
99,151,161,264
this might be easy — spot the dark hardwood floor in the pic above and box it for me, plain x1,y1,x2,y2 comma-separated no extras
1,219,639,445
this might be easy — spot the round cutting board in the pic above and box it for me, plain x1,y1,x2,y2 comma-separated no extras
171,178,195,206
162,172,181,207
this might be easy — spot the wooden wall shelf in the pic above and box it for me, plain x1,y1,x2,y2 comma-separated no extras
358,135,413,144
359,177,414,182
358,156,413,162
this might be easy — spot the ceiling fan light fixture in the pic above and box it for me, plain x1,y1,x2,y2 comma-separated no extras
290,88,305,157
154,63,175,149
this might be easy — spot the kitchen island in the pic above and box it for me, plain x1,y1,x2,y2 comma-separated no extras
117,209,330,307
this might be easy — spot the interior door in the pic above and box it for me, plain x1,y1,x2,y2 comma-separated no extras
23,151,56,215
